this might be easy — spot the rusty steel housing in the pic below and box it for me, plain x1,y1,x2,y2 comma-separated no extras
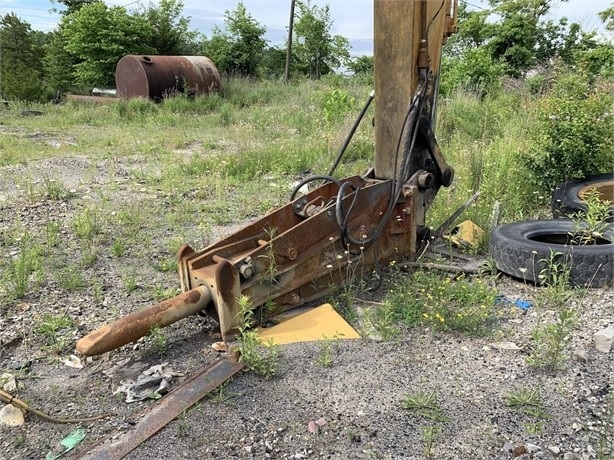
115,55,220,101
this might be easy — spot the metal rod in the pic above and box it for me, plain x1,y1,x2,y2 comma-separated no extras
76,285,211,356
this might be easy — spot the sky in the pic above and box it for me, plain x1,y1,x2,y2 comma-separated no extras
0,0,612,56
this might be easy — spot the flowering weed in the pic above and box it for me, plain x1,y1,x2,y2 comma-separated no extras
386,270,500,336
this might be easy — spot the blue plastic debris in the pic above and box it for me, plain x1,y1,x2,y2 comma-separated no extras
495,294,531,311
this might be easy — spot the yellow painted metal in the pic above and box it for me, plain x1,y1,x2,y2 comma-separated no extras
374,0,457,180
257,303,360,345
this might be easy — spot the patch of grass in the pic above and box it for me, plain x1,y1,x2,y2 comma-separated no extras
36,313,75,351
364,303,401,341
152,286,181,302
207,381,241,405
57,268,86,291
43,221,61,255
111,238,127,258
42,175,73,201
535,249,574,308
72,207,103,241
387,270,500,336
316,334,344,367
81,246,99,267
147,326,168,354
402,390,446,422
419,424,440,460
1,231,42,300
122,274,139,293
504,386,549,419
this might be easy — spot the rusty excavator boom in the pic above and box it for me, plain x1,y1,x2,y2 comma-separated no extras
77,0,458,356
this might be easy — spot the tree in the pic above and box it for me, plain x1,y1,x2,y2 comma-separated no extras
347,55,373,76
60,2,155,87
202,2,267,78
292,0,350,79
43,28,78,92
261,46,287,78
51,0,100,16
598,3,614,31
0,13,49,101
443,0,605,86
134,0,201,55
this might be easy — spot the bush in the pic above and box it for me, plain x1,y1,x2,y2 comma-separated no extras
439,48,508,97
522,72,614,193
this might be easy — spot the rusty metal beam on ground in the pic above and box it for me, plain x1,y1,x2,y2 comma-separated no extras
79,357,244,460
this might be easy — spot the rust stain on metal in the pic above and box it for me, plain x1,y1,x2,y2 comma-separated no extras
76,285,211,356
79,357,244,460
115,55,220,101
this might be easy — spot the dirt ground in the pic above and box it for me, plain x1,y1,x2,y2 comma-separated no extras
0,155,613,460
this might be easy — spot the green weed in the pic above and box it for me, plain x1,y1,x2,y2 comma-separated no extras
570,188,611,245
1,231,42,300
419,424,440,460
152,286,181,302
147,326,168,353
504,386,549,419
122,275,139,293
236,295,280,379
323,88,355,125
364,303,401,341
36,313,75,351
72,208,103,241
535,250,574,308
526,309,576,371
387,270,499,336
42,176,73,201
402,390,446,422
316,334,343,367
111,238,127,258
57,269,86,291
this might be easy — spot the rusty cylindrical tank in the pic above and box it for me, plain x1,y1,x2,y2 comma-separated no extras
115,55,220,101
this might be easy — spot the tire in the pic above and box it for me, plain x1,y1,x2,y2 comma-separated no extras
552,173,614,220
489,219,614,288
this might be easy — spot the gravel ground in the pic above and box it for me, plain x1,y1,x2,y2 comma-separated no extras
0,155,612,460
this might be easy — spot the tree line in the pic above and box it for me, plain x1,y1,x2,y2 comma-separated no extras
0,0,613,103
0,0,351,102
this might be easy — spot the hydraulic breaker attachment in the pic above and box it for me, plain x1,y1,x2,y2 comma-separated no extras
76,0,458,356
77,174,426,355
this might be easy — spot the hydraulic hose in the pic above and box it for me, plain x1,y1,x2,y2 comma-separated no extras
327,90,375,177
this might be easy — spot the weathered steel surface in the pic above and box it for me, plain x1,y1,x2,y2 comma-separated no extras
115,55,220,101
178,175,418,340
374,0,456,180
79,357,244,460
76,285,211,356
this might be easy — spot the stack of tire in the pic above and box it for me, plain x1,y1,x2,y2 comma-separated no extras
489,173,614,287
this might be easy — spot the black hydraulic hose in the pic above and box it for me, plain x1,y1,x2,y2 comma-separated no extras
327,90,375,177
290,175,342,202
335,76,428,250
335,181,359,233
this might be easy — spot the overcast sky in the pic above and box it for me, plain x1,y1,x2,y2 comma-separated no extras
1,0,612,56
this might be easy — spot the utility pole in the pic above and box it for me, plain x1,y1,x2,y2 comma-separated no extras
284,0,296,82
